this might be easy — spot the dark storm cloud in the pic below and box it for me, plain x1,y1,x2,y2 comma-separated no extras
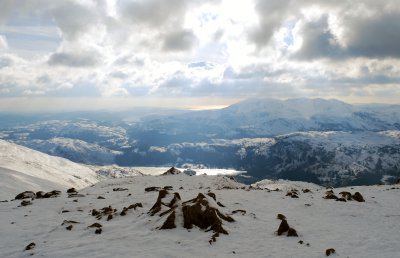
249,0,292,48
292,16,342,60
48,51,100,67
344,13,400,58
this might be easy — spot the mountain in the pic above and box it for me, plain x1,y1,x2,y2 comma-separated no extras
0,173,399,257
0,140,99,199
130,98,400,144
116,131,400,186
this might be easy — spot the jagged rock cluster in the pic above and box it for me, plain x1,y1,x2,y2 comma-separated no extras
148,189,234,243
323,190,365,202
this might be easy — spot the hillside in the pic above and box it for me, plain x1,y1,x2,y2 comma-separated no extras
0,140,100,199
0,173,399,257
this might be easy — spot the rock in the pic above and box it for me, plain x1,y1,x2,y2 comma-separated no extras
352,192,365,202
396,178,400,184
43,190,61,198
276,214,286,220
163,186,173,191
15,191,35,200
302,189,311,193
232,210,246,215
66,225,73,231
324,192,338,200
35,191,45,199
88,223,102,228
20,200,32,206
128,203,143,210
95,228,102,234
97,196,106,199
277,220,290,236
67,188,77,193
339,191,352,200
113,188,128,192
287,228,298,237
25,242,36,251
61,220,79,225
326,248,335,256
107,214,113,221
336,198,347,202
61,210,70,213
145,187,161,192
160,211,176,229
162,167,181,175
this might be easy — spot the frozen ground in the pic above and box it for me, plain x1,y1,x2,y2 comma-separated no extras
1,173,399,258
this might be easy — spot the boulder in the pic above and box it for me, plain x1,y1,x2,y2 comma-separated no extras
15,191,35,200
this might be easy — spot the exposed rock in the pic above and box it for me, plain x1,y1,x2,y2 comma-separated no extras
162,167,181,175
113,188,128,192
21,200,32,206
160,211,176,229
43,190,61,198
302,189,312,193
95,228,102,234
287,228,298,237
150,190,234,242
149,190,180,216
326,248,335,256
25,242,36,251
145,187,161,192
61,220,79,225
97,196,106,199
277,219,290,236
67,188,77,193
277,214,286,221
35,191,45,199
88,223,102,228
15,191,35,200
163,186,173,190
396,178,400,184
336,198,346,202
352,192,365,202
339,191,352,200
66,225,73,231
232,209,246,215
323,191,338,200
128,203,143,210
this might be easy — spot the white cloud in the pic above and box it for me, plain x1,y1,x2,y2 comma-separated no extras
0,0,399,111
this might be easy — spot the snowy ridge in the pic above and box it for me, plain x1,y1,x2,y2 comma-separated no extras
20,137,122,165
0,140,99,199
0,174,399,257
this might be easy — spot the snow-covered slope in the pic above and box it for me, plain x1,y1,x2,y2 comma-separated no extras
0,140,99,199
0,174,399,257
19,137,121,165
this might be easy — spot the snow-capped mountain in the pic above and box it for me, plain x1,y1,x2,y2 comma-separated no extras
0,140,99,199
1,173,399,257
117,131,400,186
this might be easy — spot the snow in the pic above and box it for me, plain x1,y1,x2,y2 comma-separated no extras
0,140,99,199
0,171,400,257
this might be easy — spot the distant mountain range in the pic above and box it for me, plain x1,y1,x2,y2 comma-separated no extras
1,98,399,186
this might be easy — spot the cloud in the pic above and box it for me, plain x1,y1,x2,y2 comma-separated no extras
48,50,100,67
249,0,293,48
291,16,342,60
50,1,98,41
118,0,187,28
162,29,197,52
343,13,400,58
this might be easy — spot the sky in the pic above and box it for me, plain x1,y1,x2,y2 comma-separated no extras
0,0,400,112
